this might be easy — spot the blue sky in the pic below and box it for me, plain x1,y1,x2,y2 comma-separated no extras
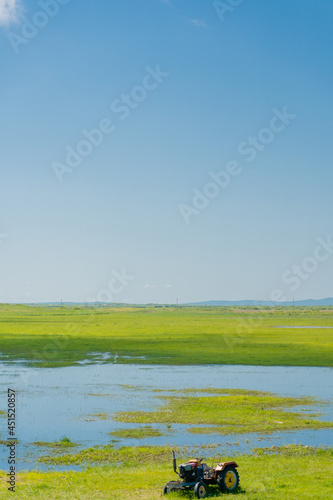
0,0,332,303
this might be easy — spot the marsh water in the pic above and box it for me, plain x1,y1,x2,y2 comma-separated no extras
0,363,332,471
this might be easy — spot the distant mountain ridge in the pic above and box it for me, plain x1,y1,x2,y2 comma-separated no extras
186,298,333,306
20,297,333,307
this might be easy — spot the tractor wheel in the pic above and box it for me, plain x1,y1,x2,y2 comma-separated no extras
194,481,207,498
217,466,240,493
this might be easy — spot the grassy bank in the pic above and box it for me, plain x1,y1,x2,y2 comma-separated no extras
0,445,332,499
0,304,332,367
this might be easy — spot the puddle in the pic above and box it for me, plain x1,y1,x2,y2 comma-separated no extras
0,363,332,470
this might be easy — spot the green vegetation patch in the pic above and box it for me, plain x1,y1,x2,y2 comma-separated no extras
32,437,78,448
82,413,112,422
39,444,176,466
5,445,332,499
114,388,332,435
86,393,111,397
109,426,166,439
253,444,333,457
0,439,18,446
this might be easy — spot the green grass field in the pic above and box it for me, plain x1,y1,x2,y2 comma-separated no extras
0,445,332,499
0,305,332,497
0,304,332,367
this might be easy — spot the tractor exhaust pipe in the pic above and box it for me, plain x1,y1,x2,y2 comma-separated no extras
172,450,177,474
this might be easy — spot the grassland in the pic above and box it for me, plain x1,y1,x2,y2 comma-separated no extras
0,305,332,497
113,388,332,435
0,304,332,367
0,445,332,499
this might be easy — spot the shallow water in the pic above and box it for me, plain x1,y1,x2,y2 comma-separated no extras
0,363,332,471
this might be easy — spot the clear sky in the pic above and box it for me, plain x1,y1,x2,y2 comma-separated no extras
1,0,332,304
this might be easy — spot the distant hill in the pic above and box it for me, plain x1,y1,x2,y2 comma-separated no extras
20,297,333,307
186,298,333,307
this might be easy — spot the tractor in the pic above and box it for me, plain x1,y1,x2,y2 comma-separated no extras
163,451,240,498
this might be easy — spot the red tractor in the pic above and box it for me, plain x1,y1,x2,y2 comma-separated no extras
163,451,240,498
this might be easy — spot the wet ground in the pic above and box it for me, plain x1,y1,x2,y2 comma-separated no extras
0,363,332,471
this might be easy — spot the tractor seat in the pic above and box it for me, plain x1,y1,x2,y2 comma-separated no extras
188,459,212,471
188,459,201,466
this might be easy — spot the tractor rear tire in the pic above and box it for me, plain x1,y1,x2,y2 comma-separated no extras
194,481,207,498
217,466,240,493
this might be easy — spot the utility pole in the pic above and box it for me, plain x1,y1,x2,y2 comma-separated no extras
176,298,179,312
293,298,295,315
